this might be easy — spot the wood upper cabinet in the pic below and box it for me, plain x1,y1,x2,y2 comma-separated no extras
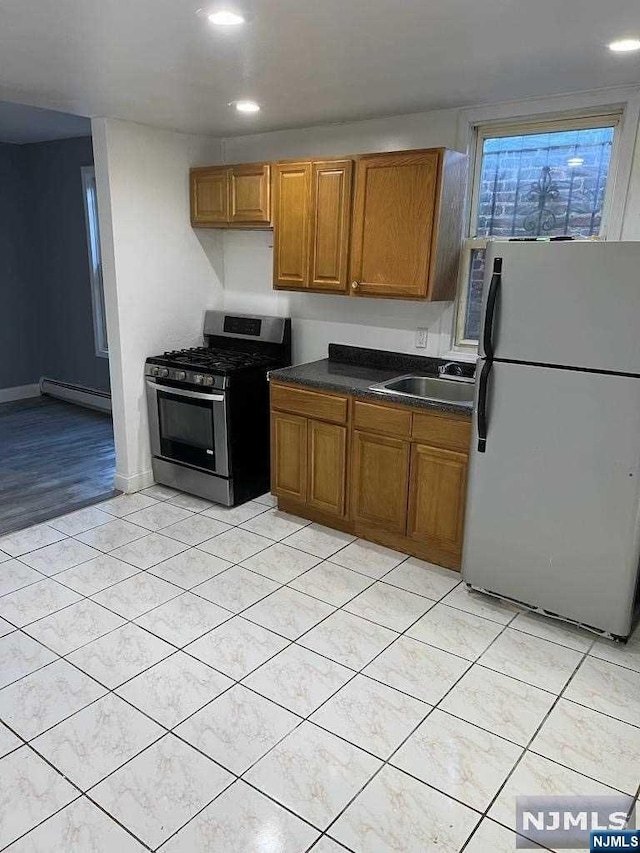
349,148,466,300
190,167,229,226
308,160,353,292
408,443,468,558
273,162,312,287
307,420,347,516
350,430,410,534
190,162,271,227
271,412,307,502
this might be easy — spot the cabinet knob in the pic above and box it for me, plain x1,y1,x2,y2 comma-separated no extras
351,281,359,290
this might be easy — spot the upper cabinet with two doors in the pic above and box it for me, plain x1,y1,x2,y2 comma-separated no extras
191,162,271,227
190,147,466,301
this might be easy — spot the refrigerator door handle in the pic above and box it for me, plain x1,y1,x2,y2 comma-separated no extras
477,359,493,453
483,256,502,360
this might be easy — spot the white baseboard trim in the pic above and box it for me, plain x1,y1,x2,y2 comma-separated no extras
40,377,111,414
113,469,155,494
0,384,41,404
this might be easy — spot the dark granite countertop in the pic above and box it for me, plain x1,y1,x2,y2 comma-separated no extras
270,344,476,416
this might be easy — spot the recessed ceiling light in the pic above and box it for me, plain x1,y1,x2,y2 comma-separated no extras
567,157,584,167
208,10,245,25
608,38,640,53
233,100,260,113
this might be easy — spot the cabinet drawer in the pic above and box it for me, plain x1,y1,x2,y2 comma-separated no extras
412,410,471,452
270,383,348,424
353,400,411,438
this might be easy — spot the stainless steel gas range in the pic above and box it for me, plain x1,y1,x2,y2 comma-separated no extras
145,311,291,506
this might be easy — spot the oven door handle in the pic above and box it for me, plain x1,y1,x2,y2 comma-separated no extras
146,380,225,402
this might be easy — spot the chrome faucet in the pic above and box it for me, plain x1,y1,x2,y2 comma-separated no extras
438,361,464,377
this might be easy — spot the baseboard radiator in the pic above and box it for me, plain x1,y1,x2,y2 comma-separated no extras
39,377,112,414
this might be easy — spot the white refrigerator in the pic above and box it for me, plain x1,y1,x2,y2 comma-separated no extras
462,240,640,639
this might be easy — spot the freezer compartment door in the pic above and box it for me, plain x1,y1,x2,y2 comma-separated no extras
480,241,640,374
463,360,640,636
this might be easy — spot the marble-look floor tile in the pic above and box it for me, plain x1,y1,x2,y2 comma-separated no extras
6,796,148,852
241,542,323,584
75,519,147,552
329,539,406,578
282,523,356,560
329,764,479,853
0,747,77,849
383,557,461,601
478,628,583,693
168,492,214,512
309,838,350,853
363,636,469,705
0,659,106,740
255,492,278,507
246,722,380,830
344,581,434,632
243,644,352,717
464,818,546,853
407,602,504,661
176,684,300,774
392,708,522,811
240,509,309,541
48,506,114,536
91,571,181,619
124,502,193,532
0,724,21,758
442,584,520,625
0,524,66,558
67,623,174,688
0,550,10,563
24,599,124,655
91,734,233,848
199,528,273,563
0,580,82,628
162,779,319,853
108,532,188,570
202,499,268,525
135,592,232,646
563,657,640,727
310,674,430,759
510,611,595,653
289,561,372,606
299,610,397,670
0,633,56,689
117,651,231,728
193,566,279,613
149,548,230,589
489,752,633,840
590,627,640,674
55,554,139,596
531,698,640,793
243,586,334,639
141,484,180,501
98,492,159,517
0,616,14,637
19,539,100,576
185,616,288,680
162,514,231,546
440,665,557,746
0,561,43,597
32,693,163,790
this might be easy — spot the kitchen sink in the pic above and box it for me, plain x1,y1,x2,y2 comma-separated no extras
369,374,475,407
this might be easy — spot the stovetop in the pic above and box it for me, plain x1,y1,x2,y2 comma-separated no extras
152,346,276,373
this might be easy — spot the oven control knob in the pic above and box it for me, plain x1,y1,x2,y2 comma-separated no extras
194,374,204,385
158,368,169,378
202,376,214,387
174,371,187,381
150,366,159,376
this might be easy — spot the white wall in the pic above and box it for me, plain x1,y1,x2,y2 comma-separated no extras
92,118,224,492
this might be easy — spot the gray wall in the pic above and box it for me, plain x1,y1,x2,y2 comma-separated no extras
0,135,110,393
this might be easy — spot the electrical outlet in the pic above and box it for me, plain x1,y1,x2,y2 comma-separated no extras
415,328,428,349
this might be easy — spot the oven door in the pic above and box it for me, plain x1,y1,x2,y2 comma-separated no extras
146,380,229,477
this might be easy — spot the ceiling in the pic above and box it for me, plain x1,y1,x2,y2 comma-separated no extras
0,0,639,137
0,101,90,144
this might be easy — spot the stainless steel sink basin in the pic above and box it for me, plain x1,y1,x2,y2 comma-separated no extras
369,374,475,407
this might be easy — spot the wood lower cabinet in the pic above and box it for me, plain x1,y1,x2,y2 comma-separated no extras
350,430,410,533
270,412,307,502
308,420,347,516
190,162,271,228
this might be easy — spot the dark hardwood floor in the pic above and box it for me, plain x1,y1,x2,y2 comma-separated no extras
0,396,117,535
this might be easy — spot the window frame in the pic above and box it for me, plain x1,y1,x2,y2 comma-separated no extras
81,165,108,359
453,111,623,351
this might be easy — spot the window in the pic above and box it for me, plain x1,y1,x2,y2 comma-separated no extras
81,165,108,357
456,115,620,347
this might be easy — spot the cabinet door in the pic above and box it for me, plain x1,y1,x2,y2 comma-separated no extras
308,420,347,516
351,430,410,533
190,167,229,226
308,160,353,292
408,443,467,555
229,163,271,225
271,412,307,502
273,162,311,288
349,150,440,299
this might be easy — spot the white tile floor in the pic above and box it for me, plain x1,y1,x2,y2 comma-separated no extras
0,487,638,852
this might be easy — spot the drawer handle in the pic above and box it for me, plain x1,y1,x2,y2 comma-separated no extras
351,281,359,290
